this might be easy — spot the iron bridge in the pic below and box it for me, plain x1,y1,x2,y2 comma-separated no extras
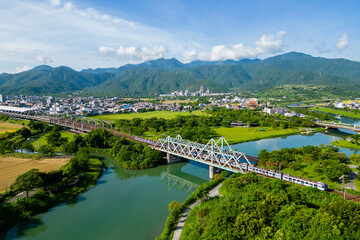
154,135,255,173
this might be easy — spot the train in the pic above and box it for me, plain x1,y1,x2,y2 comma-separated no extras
214,154,328,191
239,162,328,191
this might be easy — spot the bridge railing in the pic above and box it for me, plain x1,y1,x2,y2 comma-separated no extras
154,135,253,173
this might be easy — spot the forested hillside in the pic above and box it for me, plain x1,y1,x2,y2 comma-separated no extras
181,173,360,239
1,52,359,97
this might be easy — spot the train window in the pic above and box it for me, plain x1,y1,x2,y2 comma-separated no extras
305,182,308,184
314,184,317,187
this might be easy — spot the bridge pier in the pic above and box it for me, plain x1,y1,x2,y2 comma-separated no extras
167,153,182,164
209,165,218,179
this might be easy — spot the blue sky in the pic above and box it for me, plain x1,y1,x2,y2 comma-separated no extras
0,0,359,73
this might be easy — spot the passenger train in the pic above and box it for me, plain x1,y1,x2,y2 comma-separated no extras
213,153,328,191
239,162,328,191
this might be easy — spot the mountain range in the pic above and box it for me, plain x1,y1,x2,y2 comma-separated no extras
1,52,359,97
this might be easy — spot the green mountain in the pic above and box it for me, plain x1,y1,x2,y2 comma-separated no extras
0,52,359,97
86,68,228,97
0,66,114,95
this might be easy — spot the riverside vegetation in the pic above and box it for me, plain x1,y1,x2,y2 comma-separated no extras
113,108,324,143
0,116,165,232
180,172,360,239
257,145,352,190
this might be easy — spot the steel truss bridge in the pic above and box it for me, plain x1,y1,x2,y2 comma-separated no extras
159,172,199,194
154,135,258,174
0,106,260,177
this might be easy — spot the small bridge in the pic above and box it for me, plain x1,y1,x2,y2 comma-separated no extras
316,121,360,134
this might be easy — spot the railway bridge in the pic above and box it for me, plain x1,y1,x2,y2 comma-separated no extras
0,106,259,178
151,135,258,178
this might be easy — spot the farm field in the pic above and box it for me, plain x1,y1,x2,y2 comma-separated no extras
311,107,360,119
215,126,301,144
92,110,208,122
0,156,71,192
0,122,23,136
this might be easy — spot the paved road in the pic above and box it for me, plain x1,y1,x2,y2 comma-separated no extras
172,183,223,240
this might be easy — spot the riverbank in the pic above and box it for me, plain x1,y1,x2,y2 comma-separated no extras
311,107,360,119
179,173,360,239
214,126,321,144
157,178,223,240
0,156,103,233
332,139,360,150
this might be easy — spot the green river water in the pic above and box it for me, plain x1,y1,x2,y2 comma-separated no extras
3,125,359,240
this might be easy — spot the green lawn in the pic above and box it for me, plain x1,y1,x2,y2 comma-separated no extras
332,139,360,150
215,126,301,144
311,107,360,119
92,110,208,122
31,131,77,149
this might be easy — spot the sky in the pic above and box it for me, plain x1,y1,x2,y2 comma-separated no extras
0,0,359,73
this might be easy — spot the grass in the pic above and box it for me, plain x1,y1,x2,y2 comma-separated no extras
0,156,71,192
31,131,77,149
332,140,360,150
214,126,301,144
355,179,360,191
281,164,339,190
311,107,360,119
92,110,208,122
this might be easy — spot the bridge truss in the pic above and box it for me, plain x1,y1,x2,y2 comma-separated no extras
154,135,253,173
159,172,199,194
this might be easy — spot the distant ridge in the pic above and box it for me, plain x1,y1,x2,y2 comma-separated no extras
1,52,359,97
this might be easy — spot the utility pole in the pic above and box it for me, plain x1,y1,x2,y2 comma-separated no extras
339,175,346,199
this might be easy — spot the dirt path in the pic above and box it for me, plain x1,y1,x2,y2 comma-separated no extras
172,183,223,240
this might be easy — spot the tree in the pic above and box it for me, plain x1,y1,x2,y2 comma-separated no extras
21,142,35,153
13,169,44,197
168,200,184,215
16,127,31,138
38,144,55,156
350,153,360,165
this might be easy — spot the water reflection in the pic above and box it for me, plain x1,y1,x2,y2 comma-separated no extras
159,172,199,194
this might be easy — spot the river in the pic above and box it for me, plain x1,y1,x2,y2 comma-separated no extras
2,127,360,240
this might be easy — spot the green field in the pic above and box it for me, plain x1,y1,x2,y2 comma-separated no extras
31,131,77,149
92,110,208,122
311,107,360,119
215,126,301,144
332,139,360,150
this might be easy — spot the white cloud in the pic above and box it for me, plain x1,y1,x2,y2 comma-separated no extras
191,31,287,61
50,0,61,6
335,32,348,50
255,30,287,53
183,50,197,62
99,45,166,62
16,66,31,73
0,0,178,72
63,2,73,11
35,55,54,64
